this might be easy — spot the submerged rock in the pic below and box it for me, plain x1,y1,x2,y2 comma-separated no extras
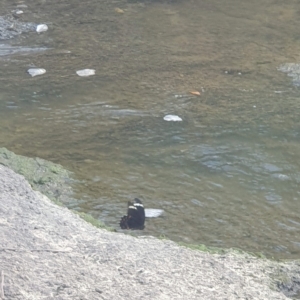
145,208,164,218
278,63,300,86
0,14,36,40
0,13,49,57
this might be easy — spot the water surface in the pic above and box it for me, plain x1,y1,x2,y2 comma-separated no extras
1,0,300,259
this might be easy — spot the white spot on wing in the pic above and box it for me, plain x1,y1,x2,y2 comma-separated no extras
128,206,137,210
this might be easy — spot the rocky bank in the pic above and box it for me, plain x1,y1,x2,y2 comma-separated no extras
0,154,300,299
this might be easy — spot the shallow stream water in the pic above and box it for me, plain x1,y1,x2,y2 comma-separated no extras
1,0,300,259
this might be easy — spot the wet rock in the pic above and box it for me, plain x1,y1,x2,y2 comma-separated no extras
76,69,95,77
27,68,46,77
36,24,48,33
163,114,182,121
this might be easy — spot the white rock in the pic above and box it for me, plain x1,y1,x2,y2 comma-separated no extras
76,69,95,77
163,114,182,122
16,10,23,15
145,209,164,218
36,24,48,33
27,68,46,77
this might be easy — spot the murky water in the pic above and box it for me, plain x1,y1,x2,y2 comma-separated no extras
1,0,300,259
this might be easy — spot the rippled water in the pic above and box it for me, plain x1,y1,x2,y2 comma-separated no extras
1,0,300,259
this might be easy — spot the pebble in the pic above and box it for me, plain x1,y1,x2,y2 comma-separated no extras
27,68,46,77
163,115,182,122
76,69,95,77
36,24,48,33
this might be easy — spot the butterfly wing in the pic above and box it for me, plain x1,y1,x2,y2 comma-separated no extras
132,198,145,227
120,199,145,230
119,215,128,229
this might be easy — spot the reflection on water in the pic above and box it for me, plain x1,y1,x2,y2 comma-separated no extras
1,0,300,259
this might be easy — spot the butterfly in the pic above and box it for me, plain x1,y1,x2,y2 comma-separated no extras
119,198,145,230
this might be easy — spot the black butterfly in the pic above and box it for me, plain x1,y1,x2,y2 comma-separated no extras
119,198,145,230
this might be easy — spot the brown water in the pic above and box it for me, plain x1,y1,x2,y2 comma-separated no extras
1,0,300,259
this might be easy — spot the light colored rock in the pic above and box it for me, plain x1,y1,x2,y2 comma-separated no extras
27,68,46,77
76,69,95,77
36,24,48,33
163,114,182,122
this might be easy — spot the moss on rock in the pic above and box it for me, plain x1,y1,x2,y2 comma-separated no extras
0,147,73,204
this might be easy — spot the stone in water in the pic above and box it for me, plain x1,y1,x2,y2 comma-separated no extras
36,24,48,33
163,115,182,122
27,68,46,77
145,208,164,218
76,69,95,77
